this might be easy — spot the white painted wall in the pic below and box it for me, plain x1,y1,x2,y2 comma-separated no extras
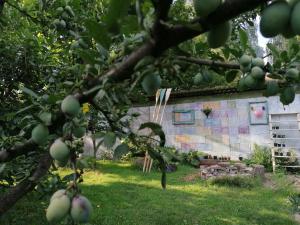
130,92,300,160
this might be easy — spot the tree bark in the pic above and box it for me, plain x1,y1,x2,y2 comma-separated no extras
0,153,52,215
176,56,240,69
0,140,37,163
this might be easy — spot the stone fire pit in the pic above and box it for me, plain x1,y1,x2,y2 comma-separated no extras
200,162,265,179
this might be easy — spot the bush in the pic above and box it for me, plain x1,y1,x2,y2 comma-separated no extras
180,150,206,167
249,144,272,172
210,176,261,188
248,144,300,173
289,193,300,213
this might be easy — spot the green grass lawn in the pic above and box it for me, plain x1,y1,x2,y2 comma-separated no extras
2,161,298,225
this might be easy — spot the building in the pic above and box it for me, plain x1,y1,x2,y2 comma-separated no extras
130,88,300,160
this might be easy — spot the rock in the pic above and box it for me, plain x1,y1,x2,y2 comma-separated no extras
208,165,222,170
200,165,208,170
252,165,265,178
294,213,300,223
243,167,253,173
234,163,246,171
218,162,230,168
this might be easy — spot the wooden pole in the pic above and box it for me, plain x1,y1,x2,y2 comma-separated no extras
159,88,172,125
155,89,166,122
272,148,276,173
143,151,148,173
152,90,161,121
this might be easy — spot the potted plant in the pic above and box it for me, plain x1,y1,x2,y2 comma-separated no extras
239,156,243,161
202,107,212,118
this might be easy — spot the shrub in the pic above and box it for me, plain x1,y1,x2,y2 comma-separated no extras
289,193,300,213
210,176,260,188
180,150,206,167
249,144,272,172
99,149,114,160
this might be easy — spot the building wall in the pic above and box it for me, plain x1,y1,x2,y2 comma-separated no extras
130,92,300,159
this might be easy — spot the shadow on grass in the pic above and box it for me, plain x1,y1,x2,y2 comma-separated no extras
2,161,297,225
92,160,201,186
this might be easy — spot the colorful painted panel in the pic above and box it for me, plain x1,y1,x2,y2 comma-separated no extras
173,110,195,125
249,101,268,125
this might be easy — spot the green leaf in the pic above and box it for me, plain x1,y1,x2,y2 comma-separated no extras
103,132,116,148
280,51,289,63
289,41,300,58
93,132,105,139
83,85,102,96
105,0,132,33
239,29,248,51
15,105,35,115
225,70,239,83
134,56,155,71
113,143,130,159
267,43,280,59
0,163,6,174
77,50,97,64
267,73,283,80
20,86,39,99
139,122,165,147
280,87,295,105
63,81,74,86
85,20,111,48
147,148,167,189
62,173,76,182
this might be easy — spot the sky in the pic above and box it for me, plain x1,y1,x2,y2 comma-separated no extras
256,16,269,51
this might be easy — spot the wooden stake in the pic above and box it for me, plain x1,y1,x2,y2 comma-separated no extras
155,89,166,122
152,90,161,121
159,88,172,124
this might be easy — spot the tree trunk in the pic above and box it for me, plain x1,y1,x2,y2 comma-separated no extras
92,137,97,169
0,153,52,215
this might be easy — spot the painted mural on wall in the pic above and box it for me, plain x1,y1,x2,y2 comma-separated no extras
131,94,300,159
249,101,268,125
163,100,251,156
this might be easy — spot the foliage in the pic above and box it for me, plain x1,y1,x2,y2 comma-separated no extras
180,150,206,167
2,0,300,220
289,193,300,213
210,175,261,189
249,144,273,172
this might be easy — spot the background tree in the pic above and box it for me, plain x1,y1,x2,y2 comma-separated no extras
1,0,300,223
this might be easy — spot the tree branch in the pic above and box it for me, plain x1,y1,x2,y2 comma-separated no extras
0,112,65,163
0,140,38,163
152,0,173,21
5,0,41,23
1,0,268,163
0,153,52,215
0,0,269,213
101,0,268,82
177,56,240,69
